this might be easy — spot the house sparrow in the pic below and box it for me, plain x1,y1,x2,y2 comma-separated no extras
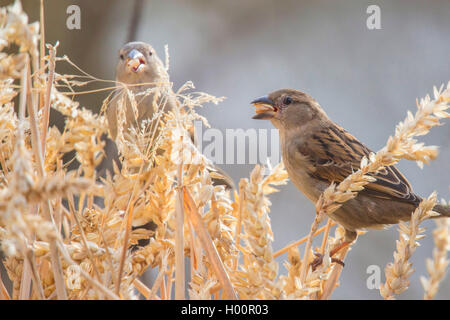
106,41,175,140
106,41,234,188
107,42,235,248
251,89,450,260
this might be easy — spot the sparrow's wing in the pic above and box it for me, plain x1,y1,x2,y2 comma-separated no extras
297,124,420,204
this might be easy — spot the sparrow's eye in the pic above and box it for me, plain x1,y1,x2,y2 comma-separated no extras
120,54,124,60
283,96,293,105
148,51,153,56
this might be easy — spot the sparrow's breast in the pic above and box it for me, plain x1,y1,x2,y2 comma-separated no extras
280,134,326,203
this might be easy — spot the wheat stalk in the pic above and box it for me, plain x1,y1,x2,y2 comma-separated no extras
421,212,450,300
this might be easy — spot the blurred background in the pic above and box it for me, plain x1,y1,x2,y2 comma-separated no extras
2,0,449,299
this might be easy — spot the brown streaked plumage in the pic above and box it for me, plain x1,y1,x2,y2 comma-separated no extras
251,89,450,246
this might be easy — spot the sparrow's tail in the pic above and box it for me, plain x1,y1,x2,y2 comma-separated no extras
434,203,450,217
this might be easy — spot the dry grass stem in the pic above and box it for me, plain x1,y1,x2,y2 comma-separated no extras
133,278,152,299
273,221,336,258
175,162,185,299
40,42,57,154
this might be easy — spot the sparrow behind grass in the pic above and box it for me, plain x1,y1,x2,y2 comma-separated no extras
106,42,234,188
106,41,175,141
107,42,235,248
251,89,450,259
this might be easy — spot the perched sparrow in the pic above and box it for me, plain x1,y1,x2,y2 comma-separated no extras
108,42,235,248
106,42,234,188
106,41,175,140
251,89,450,258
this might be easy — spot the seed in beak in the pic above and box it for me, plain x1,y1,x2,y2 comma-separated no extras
126,49,146,72
254,104,276,114
128,58,145,72
250,96,277,120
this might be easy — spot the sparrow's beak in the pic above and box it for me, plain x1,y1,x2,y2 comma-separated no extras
127,49,146,72
251,96,277,120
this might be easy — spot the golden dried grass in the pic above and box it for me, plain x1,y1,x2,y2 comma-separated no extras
0,0,449,300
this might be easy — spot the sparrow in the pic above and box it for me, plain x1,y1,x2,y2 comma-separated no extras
107,42,235,248
251,89,450,262
106,41,175,140
106,42,234,186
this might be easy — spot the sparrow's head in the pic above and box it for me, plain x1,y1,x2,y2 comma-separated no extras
251,89,327,130
116,41,164,84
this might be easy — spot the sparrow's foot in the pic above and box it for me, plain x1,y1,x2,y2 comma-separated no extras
310,240,352,271
310,252,345,271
